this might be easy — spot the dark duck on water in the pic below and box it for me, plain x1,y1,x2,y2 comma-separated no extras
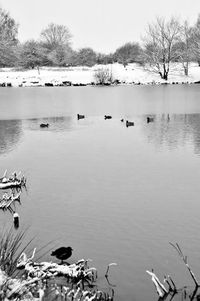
40,123,49,128
51,246,73,264
126,120,134,127
77,114,85,120
147,117,154,123
104,115,112,120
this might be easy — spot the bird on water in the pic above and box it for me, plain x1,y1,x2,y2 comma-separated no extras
51,246,73,264
77,114,85,120
104,115,112,120
40,123,49,128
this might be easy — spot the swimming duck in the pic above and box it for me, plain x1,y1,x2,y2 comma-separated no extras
104,115,112,120
126,120,134,127
147,117,154,123
77,114,85,120
40,123,49,128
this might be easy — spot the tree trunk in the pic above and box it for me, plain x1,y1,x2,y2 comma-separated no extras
163,72,168,80
162,64,168,80
184,63,188,76
158,71,168,80
161,70,168,80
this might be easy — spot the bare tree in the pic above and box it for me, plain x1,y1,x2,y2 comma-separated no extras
47,44,73,66
181,21,192,75
40,23,72,66
190,14,200,66
0,6,19,67
71,48,97,67
19,40,48,69
173,20,192,76
40,23,72,50
114,42,143,67
143,17,181,80
0,7,18,44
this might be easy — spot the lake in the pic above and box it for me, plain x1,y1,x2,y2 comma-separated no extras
1,85,200,301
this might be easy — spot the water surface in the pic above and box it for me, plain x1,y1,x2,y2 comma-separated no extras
1,85,200,301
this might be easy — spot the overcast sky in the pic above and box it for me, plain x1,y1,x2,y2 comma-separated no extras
0,0,199,53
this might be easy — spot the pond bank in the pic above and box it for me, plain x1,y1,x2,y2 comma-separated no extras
0,62,200,87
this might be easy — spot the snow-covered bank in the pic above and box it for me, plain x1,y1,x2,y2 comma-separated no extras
0,63,200,87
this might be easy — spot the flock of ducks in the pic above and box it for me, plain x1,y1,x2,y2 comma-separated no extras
76,114,154,128
40,114,155,264
40,114,155,128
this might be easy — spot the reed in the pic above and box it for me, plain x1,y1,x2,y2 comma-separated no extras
0,228,116,300
0,227,33,277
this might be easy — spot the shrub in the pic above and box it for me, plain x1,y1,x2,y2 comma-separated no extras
94,68,113,85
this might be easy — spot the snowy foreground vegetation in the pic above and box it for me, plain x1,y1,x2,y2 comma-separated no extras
0,229,116,301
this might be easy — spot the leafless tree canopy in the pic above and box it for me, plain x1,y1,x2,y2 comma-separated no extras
0,7,19,66
0,7,18,44
143,17,181,80
40,23,72,50
39,23,73,66
172,21,193,76
114,42,143,67
2,2,200,72
190,14,200,66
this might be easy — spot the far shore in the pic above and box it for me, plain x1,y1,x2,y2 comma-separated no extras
0,63,200,87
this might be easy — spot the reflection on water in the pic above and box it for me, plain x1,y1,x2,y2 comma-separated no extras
2,114,200,156
22,113,200,157
24,116,74,132
0,119,23,155
140,113,200,154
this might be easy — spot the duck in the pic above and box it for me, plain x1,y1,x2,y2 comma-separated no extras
40,123,49,128
104,115,112,120
51,246,73,264
147,117,154,123
126,120,134,127
77,114,85,120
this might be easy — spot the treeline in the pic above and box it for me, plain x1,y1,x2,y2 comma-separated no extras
0,5,143,69
1,6,200,80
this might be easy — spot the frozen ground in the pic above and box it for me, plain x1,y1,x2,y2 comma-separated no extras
0,62,200,87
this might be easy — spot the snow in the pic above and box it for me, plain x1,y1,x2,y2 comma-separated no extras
0,62,200,87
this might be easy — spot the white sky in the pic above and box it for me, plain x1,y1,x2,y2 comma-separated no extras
0,0,199,53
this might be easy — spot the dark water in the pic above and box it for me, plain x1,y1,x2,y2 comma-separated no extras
1,86,200,301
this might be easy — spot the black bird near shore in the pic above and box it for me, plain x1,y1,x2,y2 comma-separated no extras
51,246,73,264
77,114,85,120
40,123,49,128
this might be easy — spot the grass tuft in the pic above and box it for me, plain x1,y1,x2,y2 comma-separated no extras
0,227,33,277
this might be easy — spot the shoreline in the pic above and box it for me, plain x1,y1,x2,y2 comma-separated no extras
0,63,200,87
